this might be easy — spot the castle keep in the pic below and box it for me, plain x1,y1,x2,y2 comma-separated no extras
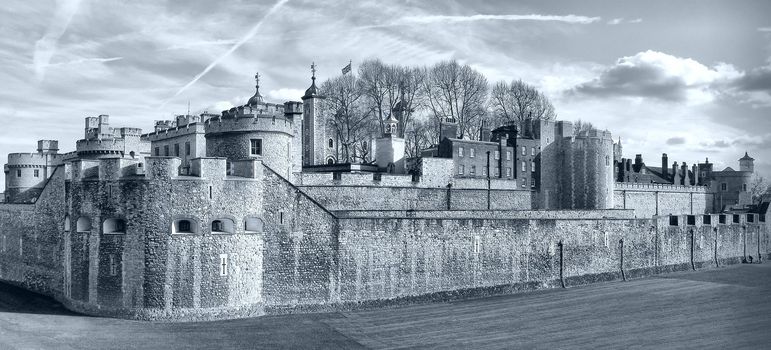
1,71,768,321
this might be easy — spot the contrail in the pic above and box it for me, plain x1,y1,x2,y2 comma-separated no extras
359,13,601,29
33,0,83,81
162,0,290,107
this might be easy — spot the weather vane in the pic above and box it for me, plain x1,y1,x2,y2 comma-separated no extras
311,62,316,79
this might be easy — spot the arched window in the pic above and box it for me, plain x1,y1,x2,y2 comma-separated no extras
76,217,91,232
244,217,264,233
64,215,71,232
103,218,127,234
211,218,235,234
327,158,334,165
172,219,198,234
328,138,334,148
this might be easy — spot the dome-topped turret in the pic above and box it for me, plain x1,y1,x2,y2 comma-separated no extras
247,72,263,106
740,151,754,161
302,62,320,100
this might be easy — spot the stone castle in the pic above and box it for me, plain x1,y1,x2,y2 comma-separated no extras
0,69,768,321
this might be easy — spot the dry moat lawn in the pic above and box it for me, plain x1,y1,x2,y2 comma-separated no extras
1,263,770,349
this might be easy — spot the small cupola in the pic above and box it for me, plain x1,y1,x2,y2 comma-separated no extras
302,62,320,100
384,114,399,136
247,72,263,106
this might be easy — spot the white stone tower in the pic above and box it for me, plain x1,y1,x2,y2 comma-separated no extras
302,63,325,166
739,152,755,173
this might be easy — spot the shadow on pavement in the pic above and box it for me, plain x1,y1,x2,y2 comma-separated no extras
0,281,82,316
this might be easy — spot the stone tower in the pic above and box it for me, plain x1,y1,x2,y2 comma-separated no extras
376,114,405,173
302,63,325,167
739,152,755,173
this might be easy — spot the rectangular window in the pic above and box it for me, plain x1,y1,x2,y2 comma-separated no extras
174,143,180,157
721,183,727,191
16,169,21,177
34,169,39,177
494,150,500,160
469,148,475,158
531,178,536,188
506,151,511,161
703,215,712,225
185,142,191,156
109,254,117,276
458,147,464,157
521,146,526,156
521,161,526,172
219,254,228,276
521,178,527,188
482,167,487,176
459,165,465,175
531,147,535,156
470,165,476,176
250,139,262,156
506,167,512,177
164,145,169,156
154,147,160,156
742,184,747,192
279,211,285,225
494,167,500,177
531,161,535,172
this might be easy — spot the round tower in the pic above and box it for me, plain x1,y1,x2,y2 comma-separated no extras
205,72,297,178
4,140,62,203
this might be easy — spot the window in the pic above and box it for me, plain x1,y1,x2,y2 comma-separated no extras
521,161,526,172
16,169,21,177
470,165,476,176
458,165,465,175
250,139,262,156
469,148,475,158
721,183,727,191
219,254,228,276
103,218,126,234
155,147,160,156
703,215,711,225
521,146,526,156
328,138,334,148
742,184,747,192
185,142,191,156
76,217,91,232
521,178,526,188
719,215,726,224
687,215,696,226
531,178,536,188
605,155,610,166
327,158,334,165
494,150,500,160
279,211,285,225
506,167,512,177
164,145,169,156
531,147,535,156
531,161,535,172
482,167,487,176
211,218,235,234
458,147,464,157
506,151,511,161
669,216,678,226
244,217,264,233
174,143,180,157
34,169,39,177
64,216,70,232
732,214,740,223
109,254,117,276
495,167,500,177
174,219,196,234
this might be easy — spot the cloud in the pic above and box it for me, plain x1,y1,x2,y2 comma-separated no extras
163,39,239,51
607,18,641,25
162,0,291,106
732,64,771,92
33,0,83,81
382,14,601,27
45,56,123,67
758,27,771,32
572,50,741,104
666,137,686,145
268,88,304,101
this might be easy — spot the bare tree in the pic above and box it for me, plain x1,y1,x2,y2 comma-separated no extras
423,60,488,142
750,174,770,204
573,119,595,136
359,60,426,138
319,74,372,163
404,117,434,158
490,79,556,128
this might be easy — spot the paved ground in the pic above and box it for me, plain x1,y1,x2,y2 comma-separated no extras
1,264,770,349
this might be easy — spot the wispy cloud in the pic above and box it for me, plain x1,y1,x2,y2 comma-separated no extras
607,18,642,25
608,18,623,25
381,14,601,27
162,0,291,107
759,27,771,32
33,0,82,81
46,56,123,67
163,39,239,51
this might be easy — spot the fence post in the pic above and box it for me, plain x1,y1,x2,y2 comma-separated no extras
714,227,719,268
620,238,626,281
558,240,565,288
690,229,696,271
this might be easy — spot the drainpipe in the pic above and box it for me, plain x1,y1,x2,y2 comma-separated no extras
558,240,565,288
619,238,626,281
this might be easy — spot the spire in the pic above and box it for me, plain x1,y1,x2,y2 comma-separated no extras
303,62,320,100
247,72,263,105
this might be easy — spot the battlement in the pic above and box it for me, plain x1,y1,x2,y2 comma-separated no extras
7,152,64,167
142,122,205,141
76,138,126,156
574,128,613,141
205,114,295,136
294,171,529,190
615,182,708,193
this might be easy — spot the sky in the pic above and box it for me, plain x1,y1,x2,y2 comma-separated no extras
1,0,770,188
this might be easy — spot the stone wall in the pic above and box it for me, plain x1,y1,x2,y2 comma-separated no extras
614,183,714,217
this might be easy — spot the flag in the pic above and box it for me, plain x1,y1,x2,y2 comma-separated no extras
341,61,351,75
